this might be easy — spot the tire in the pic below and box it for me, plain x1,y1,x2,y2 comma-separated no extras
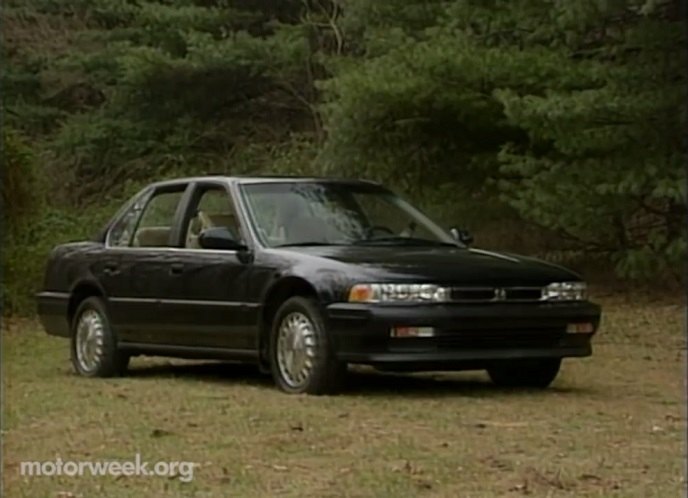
269,296,346,394
487,358,561,388
70,297,129,377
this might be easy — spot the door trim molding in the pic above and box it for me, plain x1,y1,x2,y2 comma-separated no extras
109,297,260,308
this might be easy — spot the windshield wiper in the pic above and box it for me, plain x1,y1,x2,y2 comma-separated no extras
353,237,458,247
274,242,341,248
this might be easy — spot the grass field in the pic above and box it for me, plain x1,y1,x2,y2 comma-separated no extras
2,294,685,497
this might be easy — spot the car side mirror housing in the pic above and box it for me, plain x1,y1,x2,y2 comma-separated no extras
198,227,247,251
450,227,474,246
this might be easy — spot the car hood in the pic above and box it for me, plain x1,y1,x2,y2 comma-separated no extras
281,245,580,286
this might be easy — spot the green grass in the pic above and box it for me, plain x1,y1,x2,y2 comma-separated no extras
2,295,685,497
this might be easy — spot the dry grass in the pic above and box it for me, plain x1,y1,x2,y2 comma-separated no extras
2,295,685,497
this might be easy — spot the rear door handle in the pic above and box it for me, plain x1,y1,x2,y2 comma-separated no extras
170,263,184,275
104,262,119,275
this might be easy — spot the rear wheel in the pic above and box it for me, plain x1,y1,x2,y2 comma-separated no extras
487,359,561,388
70,297,129,377
270,296,346,394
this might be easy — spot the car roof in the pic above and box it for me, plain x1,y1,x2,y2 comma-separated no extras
149,175,382,188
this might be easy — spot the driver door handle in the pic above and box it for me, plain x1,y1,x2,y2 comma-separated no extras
170,263,184,275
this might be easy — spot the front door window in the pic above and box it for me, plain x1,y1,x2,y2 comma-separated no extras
185,188,242,249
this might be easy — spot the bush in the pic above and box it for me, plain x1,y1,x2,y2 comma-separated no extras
1,128,132,314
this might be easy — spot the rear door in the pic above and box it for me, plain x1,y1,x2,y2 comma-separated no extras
109,184,190,344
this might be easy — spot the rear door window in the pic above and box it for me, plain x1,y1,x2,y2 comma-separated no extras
131,190,185,247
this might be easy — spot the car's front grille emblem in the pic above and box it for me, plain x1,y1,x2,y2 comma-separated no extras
494,288,507,301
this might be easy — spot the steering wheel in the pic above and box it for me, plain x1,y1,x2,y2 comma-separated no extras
365,225,395,239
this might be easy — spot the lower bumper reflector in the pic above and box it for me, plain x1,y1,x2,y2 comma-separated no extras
390,326,436,338
566,322,595,334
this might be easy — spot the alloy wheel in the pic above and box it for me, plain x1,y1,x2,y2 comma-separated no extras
276,312,318,389
75,309,106,373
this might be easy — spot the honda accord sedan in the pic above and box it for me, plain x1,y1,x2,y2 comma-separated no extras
37,176,601,394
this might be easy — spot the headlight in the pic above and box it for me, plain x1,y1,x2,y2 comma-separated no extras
348,283,450,303
543,282,587,301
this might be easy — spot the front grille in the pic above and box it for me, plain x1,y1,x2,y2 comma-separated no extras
505,288,543,301
448,286,544,303
435,328,564,349
450,287,495,301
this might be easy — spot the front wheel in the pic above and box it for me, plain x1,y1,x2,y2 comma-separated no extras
487,359,561,388
70,297,129,377
270,296,346,394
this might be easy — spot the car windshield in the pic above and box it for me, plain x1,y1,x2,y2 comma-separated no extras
240,182,458,248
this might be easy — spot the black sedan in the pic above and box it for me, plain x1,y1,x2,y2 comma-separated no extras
37,176,601,394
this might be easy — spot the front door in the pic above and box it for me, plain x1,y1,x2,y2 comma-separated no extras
160,183,256,350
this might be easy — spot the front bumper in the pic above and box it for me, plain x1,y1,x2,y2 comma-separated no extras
326,301,601,369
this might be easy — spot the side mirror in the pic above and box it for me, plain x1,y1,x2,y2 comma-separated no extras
198,227,247,251
450,227,474,246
